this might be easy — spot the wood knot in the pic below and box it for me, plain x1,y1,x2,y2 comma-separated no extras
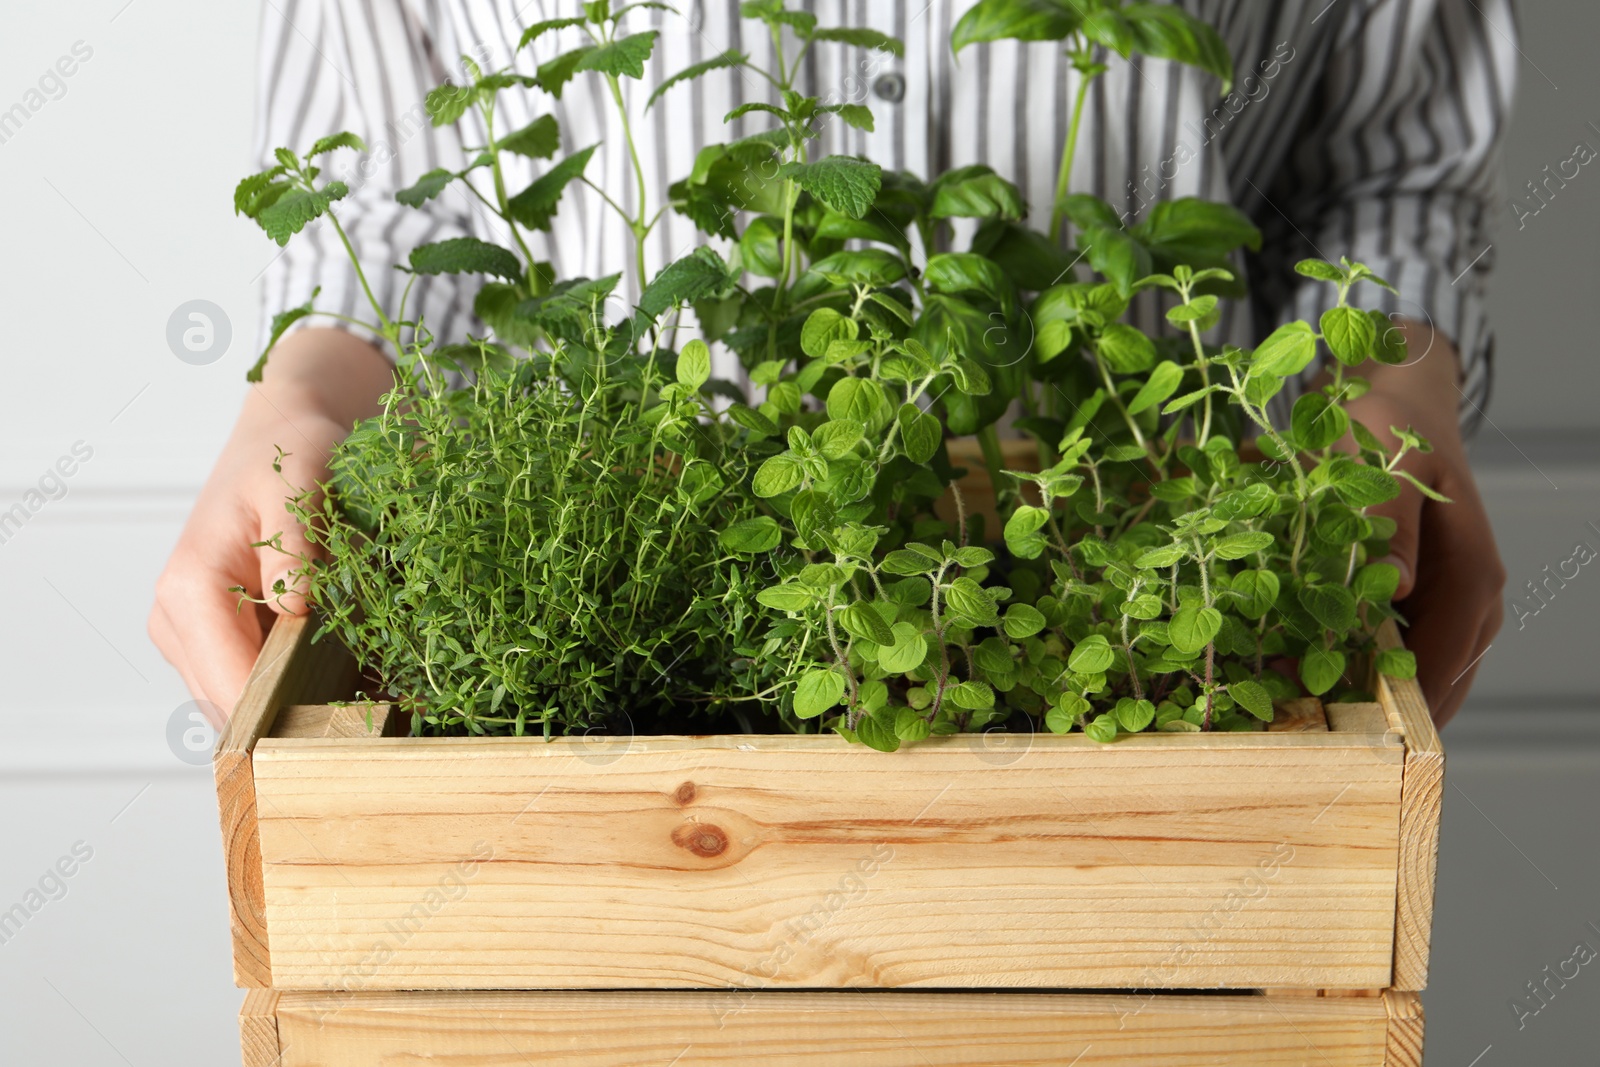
673,781,697,806
672,822,727,858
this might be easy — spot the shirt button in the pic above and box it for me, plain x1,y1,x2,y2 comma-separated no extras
872,72,906,104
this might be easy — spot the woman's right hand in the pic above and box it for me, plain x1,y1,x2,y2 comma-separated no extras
149,327,393,719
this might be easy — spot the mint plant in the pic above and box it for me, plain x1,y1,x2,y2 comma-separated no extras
229,0,1437,747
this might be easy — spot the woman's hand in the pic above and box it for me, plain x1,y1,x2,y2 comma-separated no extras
149,328,393,719
1343,319,1506,727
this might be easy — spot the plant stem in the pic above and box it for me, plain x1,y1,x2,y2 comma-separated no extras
1049,43,1095,244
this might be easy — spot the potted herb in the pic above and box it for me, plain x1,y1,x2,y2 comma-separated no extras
221,3,1441,1063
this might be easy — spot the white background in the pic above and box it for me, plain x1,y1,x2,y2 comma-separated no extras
0,2,1595,1064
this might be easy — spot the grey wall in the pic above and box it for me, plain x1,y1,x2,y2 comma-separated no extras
0,2,1594,1065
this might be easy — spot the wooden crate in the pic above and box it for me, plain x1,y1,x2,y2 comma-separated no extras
240,987,1424,1067
218,612,1440,1063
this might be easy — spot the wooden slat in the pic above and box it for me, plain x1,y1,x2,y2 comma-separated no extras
239,989,282,1067
214,614,360,987
268,989,1400,1067
1269,697,1329,732
254,728,1404,991
1383,989,1426,1067
1375,621,1445,992
1326,702,1392,736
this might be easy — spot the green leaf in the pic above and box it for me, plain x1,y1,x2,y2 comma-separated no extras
408,237,523,281
1370,311,1408,364
1291,391,1349,452
808,27,905,55
647,50,748,109
757,584,815,611
573,30,659,79
800,308,858,359
517,16,587,51
1082,226,1152,298
396,168,455,207
826,376,889,430
1004,505,1051,560
676,339,712,389
1299,583,1358,632
879,623,928,673
639,246,729,319
1212,531,1273,560
947,679,995,710
1084,714,1120,743
854,708,901,752
1047,692,1090,734
499,114,562,159
1230,569,1280,618
814,419,864,460
1331,462,1401,508
1376,648,1417,680
1230,679,1273,722
307,131,367,158
753,454,804,498
1068,634,1116,674
1133,198,1260,260
1321,306,1377,367
1122,3,1234,92
425,83,476,127
257,184,347,246
1003,603,1047,639
537,45,597,97
1300,646,1346,696
929,164,1025,220
1163,385,1219,415
1295,259,1344,282
944,577,1000,627
246,288,319,383
233,167,291,218
1170,605,1223,655
952,0,1082,52
1096,324,1158,374
1251,320,1318,377
719,516,782,553
507,144,599,231
1353,562,1401,603
1136,543,1186,569
924,252,1013,310
794,668,846,718
821,103,876,132
897,404,942,464
779,156,882,219
895,707,933,742
1115,697,1157,733
841,601,896,646
1127,360,1185,415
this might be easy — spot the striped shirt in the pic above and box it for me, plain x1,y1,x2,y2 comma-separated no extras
255,0,1518,431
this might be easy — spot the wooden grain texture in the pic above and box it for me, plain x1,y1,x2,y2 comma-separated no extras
1269,697,1329,732
214,614,359,988
1375,621,1445,993
267,989,1401,1067
239,989,282,1067
1383,989,1426,1067
272,704,399,740
1326,702,1392,736
253,724,1405,990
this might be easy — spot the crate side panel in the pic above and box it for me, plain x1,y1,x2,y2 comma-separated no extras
255,735,1405,990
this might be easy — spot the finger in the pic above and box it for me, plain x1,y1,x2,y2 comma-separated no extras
159,564,267,719
1428,611,1499,728
1366,473,1424,600
148,600,208,705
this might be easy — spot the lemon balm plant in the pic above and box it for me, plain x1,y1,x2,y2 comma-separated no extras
232,0,1436,748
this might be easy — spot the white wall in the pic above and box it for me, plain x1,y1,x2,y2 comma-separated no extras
0,2,1595,1064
